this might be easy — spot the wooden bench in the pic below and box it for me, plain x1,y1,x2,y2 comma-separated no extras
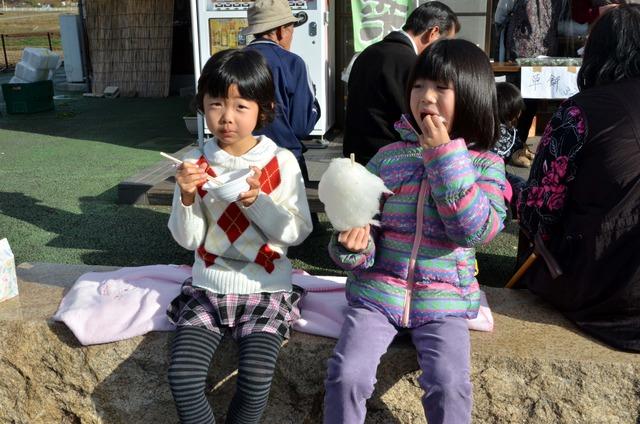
117,145,195,205
118,151,324,213
140,178,323,213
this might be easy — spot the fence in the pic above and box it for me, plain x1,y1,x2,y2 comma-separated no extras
85,0,173,97
0,31,63,71
1,7,76,12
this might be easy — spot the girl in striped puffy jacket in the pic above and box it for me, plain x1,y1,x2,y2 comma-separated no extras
323,39,507,424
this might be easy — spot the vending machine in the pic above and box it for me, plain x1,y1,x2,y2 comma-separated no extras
190,0,335,139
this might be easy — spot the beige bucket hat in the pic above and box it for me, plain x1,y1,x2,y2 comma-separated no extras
240,0,302,36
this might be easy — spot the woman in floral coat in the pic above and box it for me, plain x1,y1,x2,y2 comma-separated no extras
518,4,640,352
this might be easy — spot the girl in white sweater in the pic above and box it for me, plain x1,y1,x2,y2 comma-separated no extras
166,48,312,424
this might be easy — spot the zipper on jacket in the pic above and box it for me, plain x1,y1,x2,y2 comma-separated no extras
402,178,429,327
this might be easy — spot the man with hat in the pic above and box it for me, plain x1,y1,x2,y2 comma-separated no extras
241,0,320,178
242,0,321,230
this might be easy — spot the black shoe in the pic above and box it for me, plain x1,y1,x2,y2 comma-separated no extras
302,139,329,149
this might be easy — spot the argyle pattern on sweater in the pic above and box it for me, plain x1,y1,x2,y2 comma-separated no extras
168,135,312,295
195,155,282,273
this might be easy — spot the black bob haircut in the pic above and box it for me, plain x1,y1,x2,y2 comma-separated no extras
578,3,640,91
405,39,499,151
195,48,275,130
403,1,460,36
496,82,524,126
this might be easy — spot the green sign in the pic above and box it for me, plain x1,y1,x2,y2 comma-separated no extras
351,0,411,52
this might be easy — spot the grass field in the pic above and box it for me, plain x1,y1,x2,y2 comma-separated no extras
0,9,67,33
0,9,73,65
0,93,346,276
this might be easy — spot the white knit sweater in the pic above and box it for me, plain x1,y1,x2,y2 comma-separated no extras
168,136,312,294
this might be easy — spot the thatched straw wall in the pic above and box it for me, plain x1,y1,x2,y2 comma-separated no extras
85,0,174,97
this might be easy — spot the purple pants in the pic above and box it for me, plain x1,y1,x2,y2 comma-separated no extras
323,305,472,424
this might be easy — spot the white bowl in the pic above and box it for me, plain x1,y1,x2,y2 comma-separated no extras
203,168,253,202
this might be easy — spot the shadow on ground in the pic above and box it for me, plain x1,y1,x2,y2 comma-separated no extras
0,190,192,266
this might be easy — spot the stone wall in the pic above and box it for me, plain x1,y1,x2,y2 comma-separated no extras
1,263,639,423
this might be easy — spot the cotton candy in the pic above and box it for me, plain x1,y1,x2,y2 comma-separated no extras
318,158,392,231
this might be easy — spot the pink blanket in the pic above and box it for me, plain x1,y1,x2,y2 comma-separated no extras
292,272,494,338
53,265,493,345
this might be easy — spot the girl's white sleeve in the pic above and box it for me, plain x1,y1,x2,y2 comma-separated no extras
167,185,207,250
241,152,312,246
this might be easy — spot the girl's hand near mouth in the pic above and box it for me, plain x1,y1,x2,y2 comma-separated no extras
417,112,450,149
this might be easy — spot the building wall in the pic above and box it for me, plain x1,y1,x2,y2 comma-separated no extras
85,0,174,97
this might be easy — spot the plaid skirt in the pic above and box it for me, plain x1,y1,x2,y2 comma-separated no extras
167,278,303,340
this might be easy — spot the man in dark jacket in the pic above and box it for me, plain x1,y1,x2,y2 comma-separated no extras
343,1,459,165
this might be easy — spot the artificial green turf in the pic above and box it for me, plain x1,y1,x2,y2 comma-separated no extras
0,92,518,286
1,95,195,266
